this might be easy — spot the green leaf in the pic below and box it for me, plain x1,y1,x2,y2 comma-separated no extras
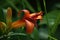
0,22,7,33
50,10,60,34
31,27,40,40
8,32,27,36
49,35,58,40
0,8,5,22
41,9,60,36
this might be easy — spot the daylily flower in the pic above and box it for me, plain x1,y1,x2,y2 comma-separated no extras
12,10,43,34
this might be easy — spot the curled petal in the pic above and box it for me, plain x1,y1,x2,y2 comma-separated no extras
12,20,25,28
30,13,36,17
30,11,43,17
36,11,43,21
22,10,30,18
18,10,30,19
25,19,34,34
30,11,43,20
37,11,43,16
35,15,43,20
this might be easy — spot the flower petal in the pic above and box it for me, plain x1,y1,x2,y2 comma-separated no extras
12,20,25,28
22,10,30,18
25,19,34,34
35,11,43,21
18,10,30,19
30,11,43,20
37,11,43,16
35,15,42,20
30,13,36,17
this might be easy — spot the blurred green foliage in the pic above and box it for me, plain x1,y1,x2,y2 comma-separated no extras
0,0,60,40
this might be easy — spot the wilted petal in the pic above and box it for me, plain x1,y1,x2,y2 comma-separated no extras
12,20,25,28
25,19,34,34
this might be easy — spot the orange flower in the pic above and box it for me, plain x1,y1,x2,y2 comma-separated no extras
12,10,43,34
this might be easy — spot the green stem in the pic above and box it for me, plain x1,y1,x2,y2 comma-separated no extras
49,35,57,40
43,0,51,40
43,0,49,26
43,0,50,36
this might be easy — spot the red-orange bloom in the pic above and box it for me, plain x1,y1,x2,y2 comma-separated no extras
12,10,43,34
